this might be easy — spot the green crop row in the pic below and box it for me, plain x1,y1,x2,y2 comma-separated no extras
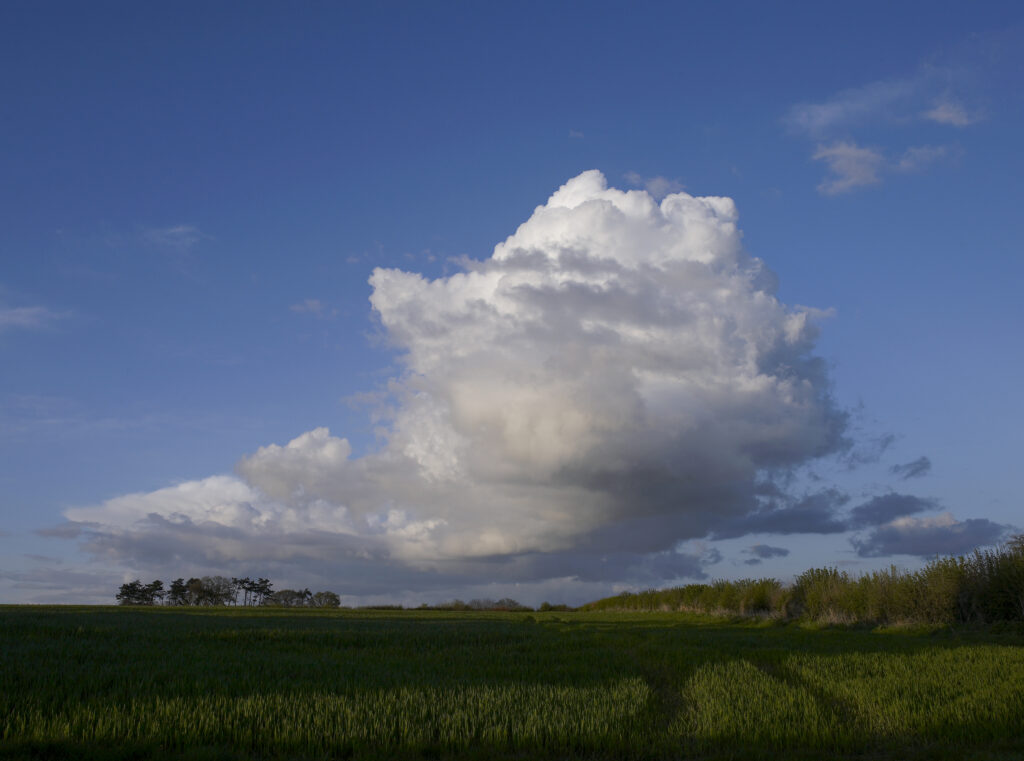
1,606,1022,760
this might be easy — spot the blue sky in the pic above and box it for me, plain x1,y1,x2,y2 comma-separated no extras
2,1,1022,604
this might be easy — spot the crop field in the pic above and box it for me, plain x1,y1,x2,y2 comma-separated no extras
1,607,1022,760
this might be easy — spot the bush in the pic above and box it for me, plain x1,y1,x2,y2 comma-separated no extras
737,578,782,615
790,567,851,621
538,602,572,612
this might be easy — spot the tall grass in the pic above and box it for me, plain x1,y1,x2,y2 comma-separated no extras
581,537,1024,626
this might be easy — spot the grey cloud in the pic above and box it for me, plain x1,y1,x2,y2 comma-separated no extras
746,544,790,559
890,456,932,480
73,512,718,600
851,514,1010,558
712,489,850,539
36,522,84,538
848,493,936,528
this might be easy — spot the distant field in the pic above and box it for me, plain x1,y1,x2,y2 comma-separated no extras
1,607,1022,760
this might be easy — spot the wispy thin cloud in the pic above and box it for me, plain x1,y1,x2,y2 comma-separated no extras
811,142,953,195
0,305,68,333
896,145,952,172
290,299,336,318
143,225,206,252
924,100,977,127
813,142,885,195
785,45,986,194
785,78,916,137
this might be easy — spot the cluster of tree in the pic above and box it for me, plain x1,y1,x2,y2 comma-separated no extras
116,575,340,608
580,535,1024,626
266,588,341,608
114,579,166,605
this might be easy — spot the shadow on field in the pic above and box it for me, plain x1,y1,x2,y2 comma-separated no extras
1,607,1022,760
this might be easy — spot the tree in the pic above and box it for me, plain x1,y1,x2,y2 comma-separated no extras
230,577,274,606
196,576,235,605
233,577,256,606
143,580,165,605
116,580,144,605
266,589,303,607
117,574,278,606
310,591,341,608
253,578,273,606
167,578,188,606
115,579,164,605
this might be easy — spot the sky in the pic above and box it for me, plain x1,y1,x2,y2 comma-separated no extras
1,1,1022,606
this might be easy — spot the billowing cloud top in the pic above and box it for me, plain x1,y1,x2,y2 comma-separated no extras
62,172,851,593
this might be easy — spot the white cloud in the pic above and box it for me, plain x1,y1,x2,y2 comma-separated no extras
812,142,884,195
58,171,850,599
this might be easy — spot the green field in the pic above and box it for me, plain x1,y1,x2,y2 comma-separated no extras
2,606,1022,760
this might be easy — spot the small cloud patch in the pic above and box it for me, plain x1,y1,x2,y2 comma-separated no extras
813,142,884,195
890,456,932,480
742,543,790,566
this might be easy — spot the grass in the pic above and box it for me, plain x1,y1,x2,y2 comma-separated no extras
1,606,1023,760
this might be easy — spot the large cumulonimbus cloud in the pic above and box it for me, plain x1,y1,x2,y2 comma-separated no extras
61,171,853,593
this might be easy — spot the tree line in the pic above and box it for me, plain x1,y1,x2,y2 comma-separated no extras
116,575,341,608
581,535,1024,626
